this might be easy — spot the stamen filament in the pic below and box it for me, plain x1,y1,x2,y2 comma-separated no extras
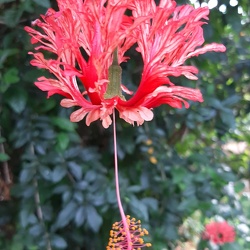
112,110,132,250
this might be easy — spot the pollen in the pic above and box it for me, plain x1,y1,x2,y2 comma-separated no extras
106,215,152,250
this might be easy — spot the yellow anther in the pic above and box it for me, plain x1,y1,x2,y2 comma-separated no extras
139,238,144,244
147,147,154,154
107,215,151,249
149,156,157,164
145,139,153,145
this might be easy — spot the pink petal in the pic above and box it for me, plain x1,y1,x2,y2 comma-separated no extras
70,108,88,122
86,109,101,126
187,43,226,59
60,99,78,108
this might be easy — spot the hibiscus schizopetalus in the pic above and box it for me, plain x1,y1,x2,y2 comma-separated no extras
25,0,226,249
25,0,226,129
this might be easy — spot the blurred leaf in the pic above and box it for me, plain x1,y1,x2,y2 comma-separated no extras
141,198,158,212
86,205,102,232
0,152,10,162
234,181,245,193
28,224,43,237
221,242,242,250
2,7,23,27
68,162,83,181
85,170,97,183
172,167,187,185
19,168,34,183
33,0,51,8
222,95,241,106
130,196,149,221
51,117,76,132
206,97,223,110
54,201,77,229
0,49,19,68
74,206,86,227
51,235,67,249
56,133,70,151
3,67,19,85
39,166,52,181
219,108,235,129
178,197,198,212
52,166,67,183
5,88,27,114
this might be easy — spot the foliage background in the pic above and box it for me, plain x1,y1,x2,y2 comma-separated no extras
0,0,250,249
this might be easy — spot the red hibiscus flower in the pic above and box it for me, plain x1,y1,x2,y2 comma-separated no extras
25,0,226,128
203,221,236,245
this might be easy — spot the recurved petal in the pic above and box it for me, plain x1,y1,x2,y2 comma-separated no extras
70,108,89,122
86,109,101,126
118,106,154,126
102,115,112,129
60,99,78,107
143,85,203,109
187,43,226,59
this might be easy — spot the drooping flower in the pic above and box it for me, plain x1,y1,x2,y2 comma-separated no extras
203,221,236,245
25,0,226,128
107,215,152,250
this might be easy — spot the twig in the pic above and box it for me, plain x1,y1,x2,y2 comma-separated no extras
31,145,52,250
0,128,11,185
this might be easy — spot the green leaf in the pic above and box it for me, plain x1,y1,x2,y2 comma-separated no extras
130,196,149,221
219,108,235,129
142,198,158,211
33,0,51,8
39,166,52,181
0,152,10,162
0,49,19,68
172,167,187,185
74,206,86,227
68,162,83,180
222,95,241,106
51,235,67,249
165,224,178,240
28,224,44,237
2,7,23,27
206,97,223,110
55,201,77,229
19,169,34,183
56,133,70,151
5,88,27,114
178,197,198,212
221,242,242,250
234,181,245,193
86,205,102,232
51,117,76,132
3,68,19,85
52,166,67,183
85,170,97,183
